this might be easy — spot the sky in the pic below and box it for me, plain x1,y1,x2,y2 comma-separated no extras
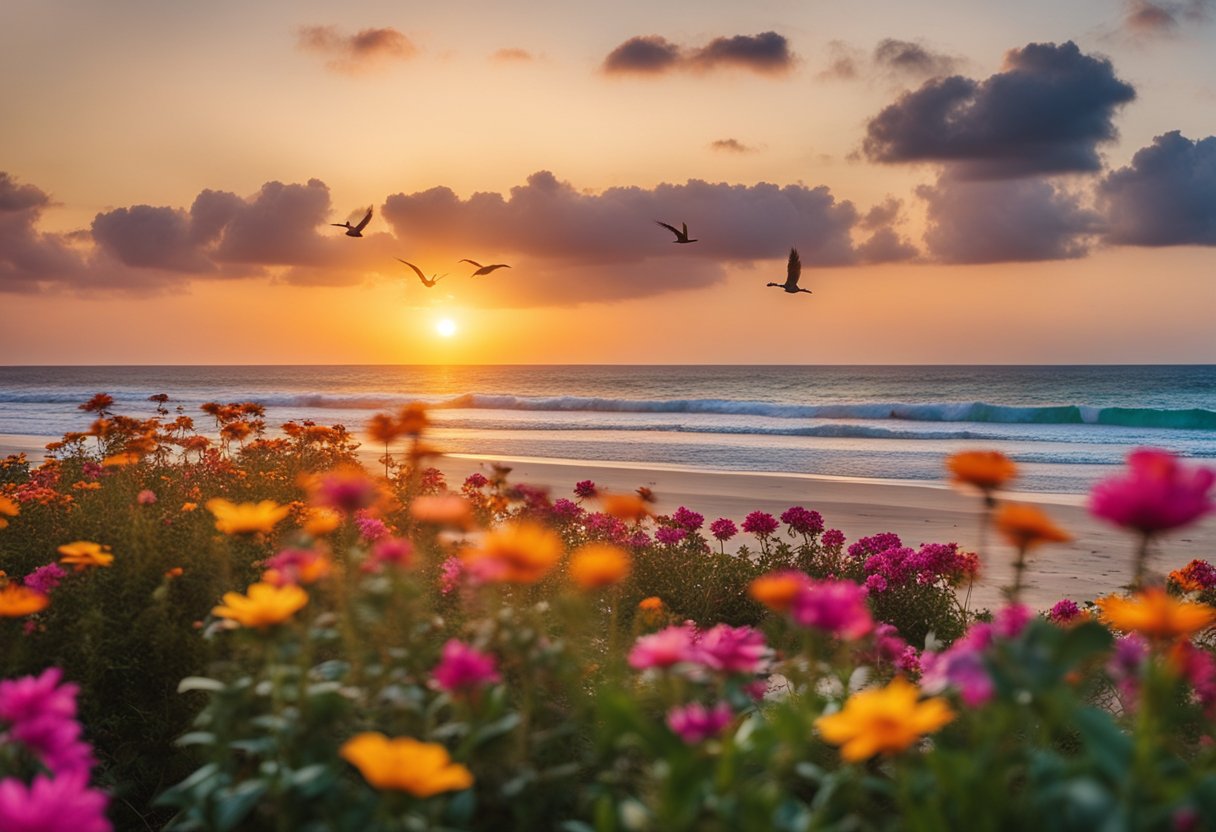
2,0,1215,365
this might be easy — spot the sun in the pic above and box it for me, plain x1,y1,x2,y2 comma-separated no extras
435,318,458,338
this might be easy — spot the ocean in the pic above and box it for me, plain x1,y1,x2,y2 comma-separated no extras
0,365,1213,494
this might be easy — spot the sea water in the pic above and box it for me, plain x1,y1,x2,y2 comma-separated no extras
0,365,1212,493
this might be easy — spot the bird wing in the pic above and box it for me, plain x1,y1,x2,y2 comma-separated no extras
353,207,373,232
681,222,689,237
396,259,426,282
484,264,510,274
656,221,681,238
433,274,447,284
787,248,802,286
460,259,484,268
330,223,348,228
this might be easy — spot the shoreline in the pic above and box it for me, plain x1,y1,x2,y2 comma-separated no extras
5,432,1214,615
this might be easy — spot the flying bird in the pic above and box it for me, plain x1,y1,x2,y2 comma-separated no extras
331,206,373,237
459,259,511,277
766,248,811,295
656,220,697,244
396,259,446,288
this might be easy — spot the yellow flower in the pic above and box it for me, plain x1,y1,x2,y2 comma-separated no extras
462,522,563,583
300,506,343,536
1096,587,1216,641
946,451,1018,493
0,584,49,617
58,541,115,570
815,677,955,762
0,494,19,530
340,733,472,797
212,581,308,629
994,503,1072,550
205,498,290,535
569,544,631,589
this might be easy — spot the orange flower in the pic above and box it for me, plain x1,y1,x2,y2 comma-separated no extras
58,541,114,570
0,494,18,530
398,403,430,436
946,451,1018,492
301,506,343,536
366,412,404,445
600,493,651,522
0,584,49,617
181,502,198,512
462,522,563,583
994,503,1071,549
71,480,102,491
205,498,290,535
1096,587,1216,641
340,733,472,796
410,495,475,529
165,567,184,580
815,676,955,762
749,571,809,613
212,581,308,629
638,596,664,612
102,451,142,467
569,544,631,589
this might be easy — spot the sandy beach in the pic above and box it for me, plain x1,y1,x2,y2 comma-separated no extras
5,432,1213,613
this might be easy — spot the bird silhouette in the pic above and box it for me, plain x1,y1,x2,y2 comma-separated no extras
332,206,373,237
396,259,446,288
656,220,697,243
459,259,511,277
766,248,812,294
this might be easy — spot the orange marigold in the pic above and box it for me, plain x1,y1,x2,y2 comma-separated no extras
749,571,809,613
994,503,1072,550
600,493,651,522
0,584,49,617
410,495,475,529
58,541,115,570
946,450,1018,492
0,494,18,530
462,522,563,583
569,544,631,590
340,733,472,796
1097,588,1216,641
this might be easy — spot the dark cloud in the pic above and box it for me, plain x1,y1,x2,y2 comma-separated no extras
916,176,1100,263
689,32,795,74
0,173,83,292
817,41,863,80
603,32,794,76
1123,0,1211,34
492,48,534,63
709,138,756,153
856,227,919,264
1099,131,1216,246
91,206,215,272
297,25,416,74
863,41,1135,179
602,35,682,74
858,197,904,230
873,39,960,78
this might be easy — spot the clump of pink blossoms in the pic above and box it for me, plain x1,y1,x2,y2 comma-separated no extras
431,640,502,694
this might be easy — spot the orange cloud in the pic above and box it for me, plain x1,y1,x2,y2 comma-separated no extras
297,25,416,74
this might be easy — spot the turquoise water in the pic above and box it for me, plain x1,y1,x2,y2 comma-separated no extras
0,365,1212,493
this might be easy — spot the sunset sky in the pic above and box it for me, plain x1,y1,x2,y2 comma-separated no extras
2,0,1215,364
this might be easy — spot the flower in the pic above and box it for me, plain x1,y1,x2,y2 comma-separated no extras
355,515,389,541
306,467,380,514
741,511,779,537
212,581,308,629
709,518,737,542
946,450,1017,492
262,548,333,586
666,701,734,744
397,403,430,436
22,564,65,596
0,494,19,529
822,528,846,549
694,624,769,674
1089,448,1214,535
461,522,563,583
136,489,157,506
748,571,810,613
1096,587,1216,641
301,506,342,536
340,733,472,796
568,544,631,589
431,640,501,693
180,502,198,512
628,624,698,670
815,676,955,762
366,537,414,572
0,774,111,832
573,479,597,499
410,494,475,529
1048,598,1084,625
781,506,824,537
994,503,1072,549
57,541,114,570
463,472,489,490
101,451,141,467
438,557,463,594
789,579,873,640
599,493,650,522
205,499,290,535
654,526,687,546
0,668,96,777
366,412,405,445
638,596,663,611
0,585,49,617
671,506,704,531
1169,559,1216,593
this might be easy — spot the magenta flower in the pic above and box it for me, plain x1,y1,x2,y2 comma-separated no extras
354,515,390,541
671,507,704,532
655,526,688,546
438,556,463,594
709,518,737,542
365,537,413,572
693,624,769,674
1089,448,1214,535
920,647,993,707
666,701,734,744
0,774,111,832
1047,598,1082,624
573,480,597,499
23,564,66,596
431,640,501,694
789,579,873,640
847,532,902,560
550,498,584,521
993,604,1031,638
741,511,779,537
463,472,489,490
0,668,95,778
628,624,699,670
821,529,846,550
780,506,824,538
80,462,104,481
627,530,652,549
312,472,379,513
262,548,330,586
136,489,157,506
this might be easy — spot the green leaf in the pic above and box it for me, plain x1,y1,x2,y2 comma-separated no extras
289,764,334,799
214,780,269,831
178,676,226,694
1073,707,1133,782
471,711,522,747
175,731,217,748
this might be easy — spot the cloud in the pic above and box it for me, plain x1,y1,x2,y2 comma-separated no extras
603,32,794,76
916,176,1100,263
297,25,416,74
873,39,961,79
1122,0,1211,34
0,173,85,292
1099,131,1216,246
492,47,534,63
709,138,757,153
863,41,1135,179
602,35,682,74
817,40,864,80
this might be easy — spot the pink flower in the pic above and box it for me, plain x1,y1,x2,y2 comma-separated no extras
463,473,489,490
262,548,331,586
312,470,379,513
821,529,846,549
655,526,687,546
0,668,95,778
1089,448,1214,535
1048,598,1082,624
354,515,389,541
693,624,769,675
136,490,157,506
438,557,463,594
628,624,698,670
573,480,597,499
994,604,1031,638
741,511,779,538
709,518,737,542
671,507,704,532
550,498,584,521
365,537,413,572
920,646,993,707
789,580,873,640
23,564,66,596
780,506,824,537
666,701,734,744
0,774,111,832
431,640,501,694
